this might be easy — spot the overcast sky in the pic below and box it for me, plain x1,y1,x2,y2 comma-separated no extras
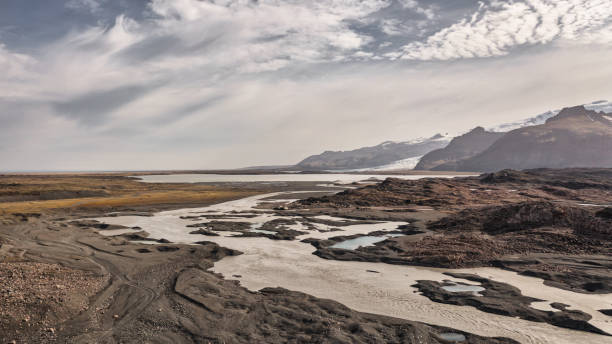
2,0,612,171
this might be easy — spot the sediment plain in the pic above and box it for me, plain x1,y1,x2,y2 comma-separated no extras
1,170,611,343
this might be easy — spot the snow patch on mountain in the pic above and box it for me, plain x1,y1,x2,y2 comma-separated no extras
585,100,612,113
489,100,612,132
489,111,558,132
377,134,451,148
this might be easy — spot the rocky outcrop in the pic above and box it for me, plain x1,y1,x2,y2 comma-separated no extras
173,268,518,344
415,127,504,170
428,201,612,237
480,168,612,190
414,273,609,335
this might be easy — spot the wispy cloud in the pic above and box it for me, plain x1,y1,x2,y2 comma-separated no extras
398,0,612,60
0,0,611,170
65,0,104,14
0,44,35,80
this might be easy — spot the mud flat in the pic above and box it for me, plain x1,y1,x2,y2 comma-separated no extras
97,191,612,344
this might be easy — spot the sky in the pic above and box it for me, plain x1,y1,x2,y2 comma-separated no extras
1,0,612,171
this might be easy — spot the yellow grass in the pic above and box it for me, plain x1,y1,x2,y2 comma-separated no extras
0,190,256,214
0,174,260,216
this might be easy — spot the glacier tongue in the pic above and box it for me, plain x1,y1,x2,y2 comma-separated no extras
341,155,424,172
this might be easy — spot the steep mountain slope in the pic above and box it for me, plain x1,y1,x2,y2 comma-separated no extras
414,127,504,170
488,100,612,132
455,106,612,172
296,134,449,170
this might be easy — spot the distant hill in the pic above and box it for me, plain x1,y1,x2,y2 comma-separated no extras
455,106,612,172
296,134,449,171
291,101,612,172
414,127,504,171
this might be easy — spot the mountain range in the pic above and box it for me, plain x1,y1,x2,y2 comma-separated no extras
414,127,504,171
296,134,449,171
454,106,612,172
294,101,612,172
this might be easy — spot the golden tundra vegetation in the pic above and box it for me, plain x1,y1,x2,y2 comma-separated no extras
0,174,258,222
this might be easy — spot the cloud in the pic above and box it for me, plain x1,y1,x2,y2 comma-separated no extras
398,0,436,20
398,0,612,60
65,0,104,14
140,0,392,71
0,44,36,80
0,0,611,171
52,84,159,126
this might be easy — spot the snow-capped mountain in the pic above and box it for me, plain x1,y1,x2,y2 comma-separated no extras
296,134,450,171
456,105,612,172
489,100,612,132
294,101,612,172
415,127,505,171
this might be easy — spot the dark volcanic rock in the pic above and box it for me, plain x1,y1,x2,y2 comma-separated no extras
480,168,612,190
596,207,612,219
70,219,129,231
414,273,609,335
295,168,612,211
235,228,308,241
173,268,518,344
156,245,180,252
296,178,463,208
494,257,612,294
186,220,252,231
428,201,612,237
189,228,220,236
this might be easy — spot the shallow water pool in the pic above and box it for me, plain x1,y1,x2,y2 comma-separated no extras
330,234,404,250
441,283,485,295
438,332,466,342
